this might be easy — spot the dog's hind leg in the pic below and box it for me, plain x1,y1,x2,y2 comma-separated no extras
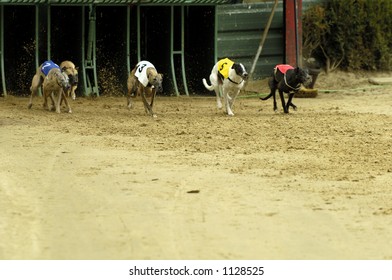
272,91,278,112
278,90,288,113
215,87,223,109
268,88,279,112
127,75,138,109
54,90,62,113
127,96,133,109
262,78,279,112
42,84,53,111
42,90,49,110
28,74,42,109
203,72,222,109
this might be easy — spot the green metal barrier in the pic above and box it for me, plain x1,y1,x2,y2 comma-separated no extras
1,5,6,96
170,6,188,96
82,4,99,96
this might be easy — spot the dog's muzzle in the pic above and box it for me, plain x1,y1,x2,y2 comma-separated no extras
242,72,249,80
156,84,163,93
61,77,71,91
63,83,71,91
69,74,78,86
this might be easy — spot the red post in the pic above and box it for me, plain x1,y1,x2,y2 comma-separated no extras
285,0,302,67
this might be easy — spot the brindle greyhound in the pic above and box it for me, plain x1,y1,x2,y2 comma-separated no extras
60,60,78,100
28,60,71,112
261,64,311,113
127,60,163,118
42,68,71,113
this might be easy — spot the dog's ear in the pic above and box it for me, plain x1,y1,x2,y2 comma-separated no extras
159,73,164,78
75,66,79,71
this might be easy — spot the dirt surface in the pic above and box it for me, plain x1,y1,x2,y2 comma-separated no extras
1,71,392,260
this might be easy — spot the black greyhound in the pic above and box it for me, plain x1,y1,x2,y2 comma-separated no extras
261,64,311,113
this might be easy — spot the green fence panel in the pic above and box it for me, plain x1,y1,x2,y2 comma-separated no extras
216,2,285,79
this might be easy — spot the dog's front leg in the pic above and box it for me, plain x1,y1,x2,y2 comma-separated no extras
70,86,77,100
61,90,72,113
141,89,156,118
149,88,157,117
127,95,133,109
286,93,296,113
278,90,288,113
287,93,297,111
60,88,75,105
227,89,240,116
223,90,234,116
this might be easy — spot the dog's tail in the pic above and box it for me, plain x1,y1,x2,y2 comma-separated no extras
260,92,273,101
202,78,214,91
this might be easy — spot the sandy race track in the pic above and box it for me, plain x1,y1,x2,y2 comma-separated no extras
1,72,392,260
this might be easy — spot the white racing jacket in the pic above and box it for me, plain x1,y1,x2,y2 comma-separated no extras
135,61,155,87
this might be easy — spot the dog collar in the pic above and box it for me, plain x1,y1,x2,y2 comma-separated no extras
284,74,301,91
228,77,243,85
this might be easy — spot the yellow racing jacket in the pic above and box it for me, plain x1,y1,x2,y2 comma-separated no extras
217,58,234,79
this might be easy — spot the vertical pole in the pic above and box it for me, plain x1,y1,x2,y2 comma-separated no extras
294,0,303,67
180,6,188,96
285,0,302,66
126,5,131,74
136,5,141,62
35,4,42,96
170,5,179,96
47,5,51,60
83,4,99,96
91,6,98,96
35,5,40,69
81,5,88,96
213,5,218,63
87,6,94,62
1,5,7,96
